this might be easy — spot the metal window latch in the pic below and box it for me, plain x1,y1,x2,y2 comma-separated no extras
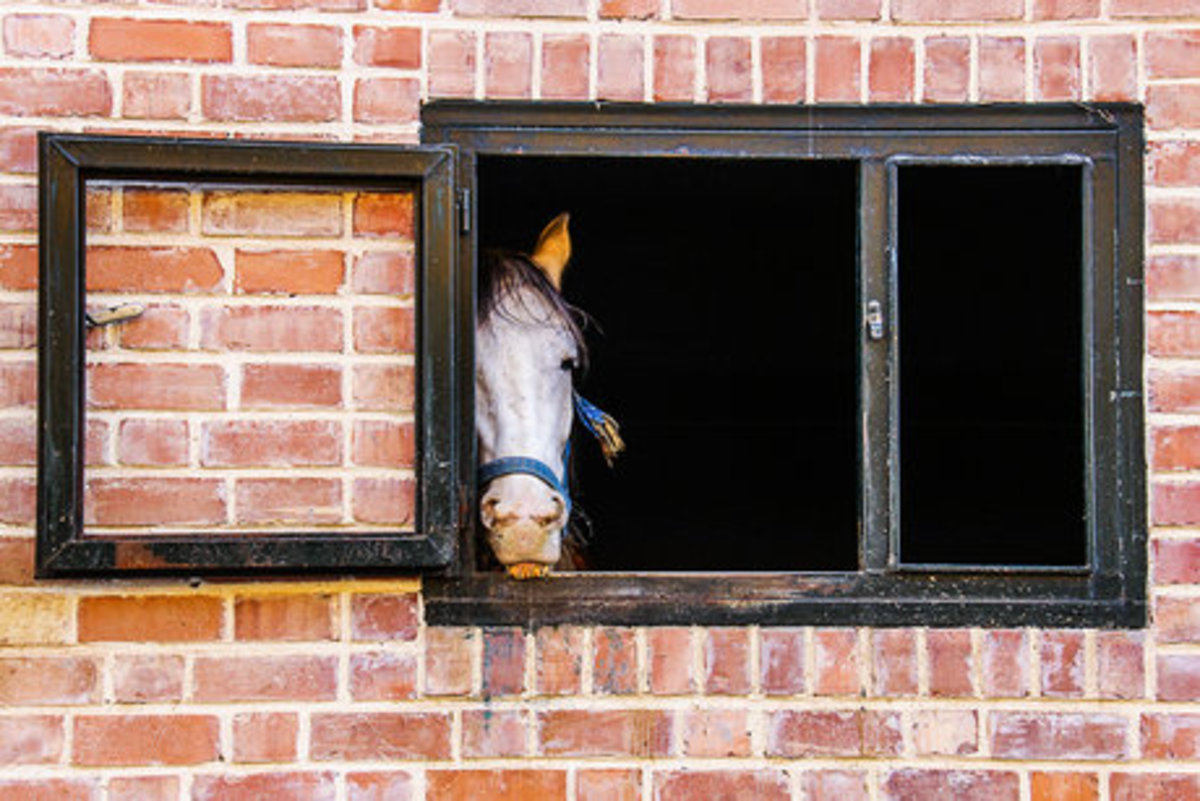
85,303,144,328
866,300,886,341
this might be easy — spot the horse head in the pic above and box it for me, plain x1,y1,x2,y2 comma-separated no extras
476,213,584,580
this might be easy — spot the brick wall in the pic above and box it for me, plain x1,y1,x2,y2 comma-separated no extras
0,1,1198,800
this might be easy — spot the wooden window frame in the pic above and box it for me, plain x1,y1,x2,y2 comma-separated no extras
36,134,459,576
421,102,1147,628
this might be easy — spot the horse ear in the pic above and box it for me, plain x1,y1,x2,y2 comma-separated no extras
530,212,571,289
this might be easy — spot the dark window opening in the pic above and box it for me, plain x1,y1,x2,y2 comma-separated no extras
479,156,859,571
897,165,1086,567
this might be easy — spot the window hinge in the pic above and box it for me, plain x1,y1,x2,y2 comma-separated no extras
458,188,471,235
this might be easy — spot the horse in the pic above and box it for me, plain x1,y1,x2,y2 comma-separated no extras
476,213,622,580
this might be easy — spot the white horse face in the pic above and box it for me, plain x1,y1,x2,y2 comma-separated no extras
476,214,577,579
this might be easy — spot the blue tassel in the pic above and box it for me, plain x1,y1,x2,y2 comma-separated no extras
573,392,625,467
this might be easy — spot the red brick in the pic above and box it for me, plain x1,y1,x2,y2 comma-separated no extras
893,0,1021,19
1160,596,1200,643
1113,0,1200,16
1150,254,1200,300
235,594,334,641
979,37,1026,102
1035,37,1081,101
354,192,415,238
598,34,644,101
111,654,184,703
653,36,695,102
990,711,1127,759
1110,774,1200,801
192,773,336,801
535,626,583,694
354,306,415,354
79,596,222,642
0,779,97,801
352,477,415,525
452,0,586,15
122,71,191,120
707,37,752,103
86,187,113,235
311,712,451,760
0,716,63,765
542,34,589,100
462,709,526,757
1153,141,1200,190
121,188,189,233
1156,537,1200,583
353,420,415,469
426,627,476,695
0,183,36,232
200,305,343,352
539,709,672,757
235,249,344,295
1155,482,1200,526
982,629,1029,697
815,36,860,102
483,627,525,696
1148,84,1200,130
869,37,915,101
248,23,342,68
0,537,35,585
873,629,918,696
0,361,34,408
912,709,978,756
648,626,692,694
355,26,420,68
769,709,900,757
577,769,640,801
0,68,111,116
813,627,860,695
195,655,336,702
428,31,475,98
674,0,806,17
1147,30,1200,79
817,0,880,18
107,776,179,801
928,629,973,696
0,128,37,173
0,245,34,291
1097,631,1145,699
601,0,659,16
924,36,969,102
355,77,420,124
354,250,414,295
85,477,227,526
1035,0,1099,16
1089,35,1137,102
87,246,221,293
202,75,340,122
704,627,750,694
232,713,300,763
1156,652,1200,695
234,478,343,526
883,770,1019,801
116,419,187,466
0,302,35,349
1031,772,1099,801
428,771,565,801
0,418,34,466
486,33,533,99
1041,630,1085,697
684,708,751,757
4,14,74,59
1142,712,1200,759
203,189,342,237
0,476,34,525
350,651,417,701
594,626,637,694
346,772,415,801
351,593,418,640
655,770,789,801
1153,198,1200,245
90,18,230,62
241,363,342,409
759,628,804,695
74,715,218,766
1149,311,1200,357
761,36,805,104
228,0,364,7
0,656,98,704
1156,426,1200,471
202,420,339,467
354,364,415,411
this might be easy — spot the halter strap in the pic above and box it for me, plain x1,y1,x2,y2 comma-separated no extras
477,446,572,516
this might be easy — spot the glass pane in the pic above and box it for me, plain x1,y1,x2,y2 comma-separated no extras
81,180,417,537
897,165,1086,566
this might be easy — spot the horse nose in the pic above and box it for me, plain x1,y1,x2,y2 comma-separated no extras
480,488,566,529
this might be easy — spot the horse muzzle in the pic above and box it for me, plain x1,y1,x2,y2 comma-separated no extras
479,474,567,579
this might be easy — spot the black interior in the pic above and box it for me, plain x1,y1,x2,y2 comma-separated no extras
479,156,860,571
897,165,1086,566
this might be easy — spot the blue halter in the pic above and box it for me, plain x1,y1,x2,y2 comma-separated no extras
477,392,622,517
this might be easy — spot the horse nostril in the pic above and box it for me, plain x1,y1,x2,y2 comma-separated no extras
535,495,566,527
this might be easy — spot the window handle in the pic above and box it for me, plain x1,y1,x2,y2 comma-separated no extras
866,300,886,341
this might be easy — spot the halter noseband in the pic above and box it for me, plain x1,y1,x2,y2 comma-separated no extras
477,392,624,518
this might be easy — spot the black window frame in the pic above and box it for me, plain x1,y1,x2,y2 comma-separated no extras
421,101,1147,628
36,133,460,576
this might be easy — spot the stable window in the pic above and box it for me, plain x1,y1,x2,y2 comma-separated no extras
422,103,1146,627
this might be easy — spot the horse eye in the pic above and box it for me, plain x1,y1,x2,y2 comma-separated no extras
560,357,576,372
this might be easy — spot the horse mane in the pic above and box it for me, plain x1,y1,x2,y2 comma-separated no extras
478,247,591,372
